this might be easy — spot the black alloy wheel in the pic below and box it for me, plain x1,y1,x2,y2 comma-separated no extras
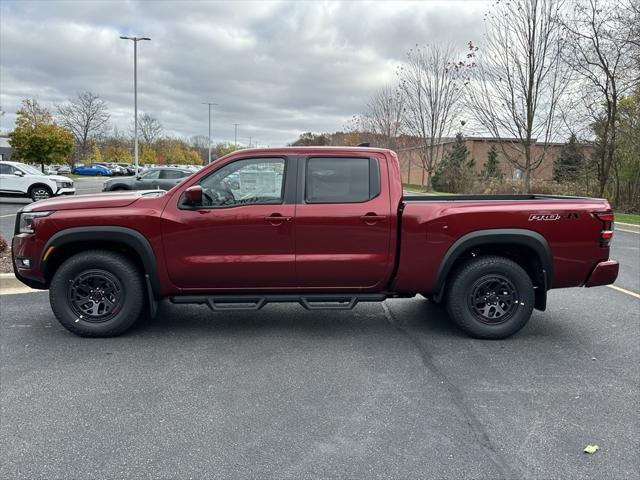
67,269,124,322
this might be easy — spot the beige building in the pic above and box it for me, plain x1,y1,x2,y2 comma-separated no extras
396,137,594,186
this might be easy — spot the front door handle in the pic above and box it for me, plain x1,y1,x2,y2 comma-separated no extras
360,214,386,225
265,214,292,225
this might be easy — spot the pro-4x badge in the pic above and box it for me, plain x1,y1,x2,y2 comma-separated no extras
528,213,561,221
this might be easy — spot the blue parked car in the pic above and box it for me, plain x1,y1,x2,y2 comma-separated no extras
72,164,113,176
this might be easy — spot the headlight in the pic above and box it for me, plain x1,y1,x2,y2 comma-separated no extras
55,181,73,188
18,211,53,234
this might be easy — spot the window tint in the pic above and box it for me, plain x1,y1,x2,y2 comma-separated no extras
198,158,285,207
141,170,161,179
0,164,12,175
305,157,379,203
161,169,187,179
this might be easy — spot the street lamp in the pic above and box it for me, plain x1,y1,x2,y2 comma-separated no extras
233,123,239,146
202,102,218,164
120,35,151,174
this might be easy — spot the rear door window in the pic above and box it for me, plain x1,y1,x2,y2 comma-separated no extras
305,157,380,203
160,169,186,179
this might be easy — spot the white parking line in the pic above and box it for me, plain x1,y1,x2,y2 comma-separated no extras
616,228,639,234
0,213,17,218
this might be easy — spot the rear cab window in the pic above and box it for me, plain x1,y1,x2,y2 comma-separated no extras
304,157,380,203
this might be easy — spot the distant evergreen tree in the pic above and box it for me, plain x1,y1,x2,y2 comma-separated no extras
432,132,476,192
553,134,585,183
481,144,503,180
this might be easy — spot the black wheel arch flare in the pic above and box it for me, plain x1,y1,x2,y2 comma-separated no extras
433,228,553,310
40,226,160,298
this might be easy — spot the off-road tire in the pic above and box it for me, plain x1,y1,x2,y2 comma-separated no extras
445,255,534,339
49,250,144,337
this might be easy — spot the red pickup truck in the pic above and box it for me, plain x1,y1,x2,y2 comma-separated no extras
12,146,619,339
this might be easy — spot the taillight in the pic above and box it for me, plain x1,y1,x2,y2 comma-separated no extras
593,211,614,247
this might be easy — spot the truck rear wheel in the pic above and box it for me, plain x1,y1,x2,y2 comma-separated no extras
445,255,534,339
49,250,144,337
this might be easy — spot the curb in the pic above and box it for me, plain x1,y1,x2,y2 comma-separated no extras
616,222,640,233
0,272,38,295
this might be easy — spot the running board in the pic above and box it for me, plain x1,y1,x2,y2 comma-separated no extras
169,293,387,312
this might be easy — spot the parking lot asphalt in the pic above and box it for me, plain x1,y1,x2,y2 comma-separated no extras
1,182,639,479
1,285,638,479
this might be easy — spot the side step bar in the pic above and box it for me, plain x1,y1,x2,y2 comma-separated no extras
169,293,387,312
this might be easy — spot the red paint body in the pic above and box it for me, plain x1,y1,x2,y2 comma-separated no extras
12,147,618,297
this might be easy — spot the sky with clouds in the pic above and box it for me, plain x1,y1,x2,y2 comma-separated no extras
1,0,488,146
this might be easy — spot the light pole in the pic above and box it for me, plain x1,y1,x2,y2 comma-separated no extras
202,102,217,164
233,123,239,146
120,35,151,174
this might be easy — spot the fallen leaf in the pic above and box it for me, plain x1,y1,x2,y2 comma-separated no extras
584,444,600,454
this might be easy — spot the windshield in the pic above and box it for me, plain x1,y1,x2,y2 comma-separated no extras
15,163,45,175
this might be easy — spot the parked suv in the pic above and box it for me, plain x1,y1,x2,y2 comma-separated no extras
0,161,75,201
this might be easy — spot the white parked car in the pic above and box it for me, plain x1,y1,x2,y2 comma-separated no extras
0,161,75,201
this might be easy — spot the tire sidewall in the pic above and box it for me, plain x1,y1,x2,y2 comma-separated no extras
30,186,51,202
447,257,534,339
50,252,143,337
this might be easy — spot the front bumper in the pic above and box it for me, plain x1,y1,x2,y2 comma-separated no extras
55,187,75,196
11,235,47,290
585,260,619,287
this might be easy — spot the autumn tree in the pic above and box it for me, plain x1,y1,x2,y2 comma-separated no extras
290,132,331,146
9,99,74,171
466,0,569,193
398,43,468,190
610,89,640,208
57,92,110,164
560,0,639,197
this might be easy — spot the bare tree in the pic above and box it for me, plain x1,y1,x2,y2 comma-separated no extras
57,92,110,162
359,85,405,149
16,98,53,128
398,43,467,190
561,0,640,196
465,0,569,193
137,113,164,146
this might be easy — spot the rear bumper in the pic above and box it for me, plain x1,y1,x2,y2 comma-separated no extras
585,260,619,287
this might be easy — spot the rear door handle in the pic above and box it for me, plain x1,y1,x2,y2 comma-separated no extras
360,214,386,225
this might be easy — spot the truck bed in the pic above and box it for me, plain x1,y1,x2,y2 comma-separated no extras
402,194,604,202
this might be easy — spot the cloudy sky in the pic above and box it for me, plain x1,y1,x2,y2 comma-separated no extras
1,0,488,146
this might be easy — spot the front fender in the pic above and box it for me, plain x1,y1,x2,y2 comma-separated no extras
40,226,161,299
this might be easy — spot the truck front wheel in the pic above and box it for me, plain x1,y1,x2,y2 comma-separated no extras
445,255,534,339
49,250,145,337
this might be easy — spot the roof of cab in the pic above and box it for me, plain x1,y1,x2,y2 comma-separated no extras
224,146,394,157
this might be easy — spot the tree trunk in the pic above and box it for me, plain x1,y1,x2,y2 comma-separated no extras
424,170,433,192
522,168,531,194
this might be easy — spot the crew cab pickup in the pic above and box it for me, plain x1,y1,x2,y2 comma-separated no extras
12,147,619,339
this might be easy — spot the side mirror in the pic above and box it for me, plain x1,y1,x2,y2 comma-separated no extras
135,175,142,180
184,185,203,206
14,170,24,177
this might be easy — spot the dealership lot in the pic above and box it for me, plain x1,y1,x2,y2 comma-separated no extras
1,183,638,479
